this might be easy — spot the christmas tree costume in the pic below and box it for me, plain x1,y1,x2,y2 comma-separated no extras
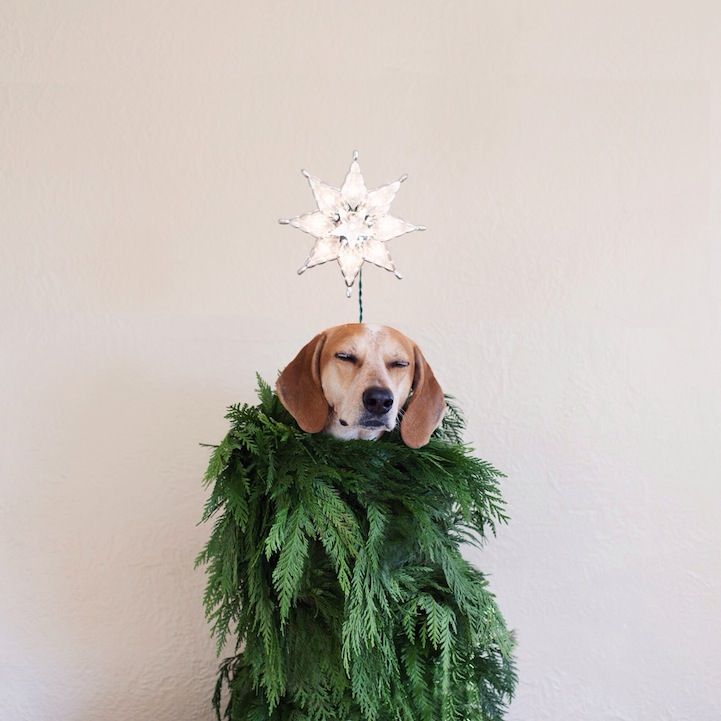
197,378,516,720
197,151,516,720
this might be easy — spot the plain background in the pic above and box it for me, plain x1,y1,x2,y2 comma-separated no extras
2,2,721,719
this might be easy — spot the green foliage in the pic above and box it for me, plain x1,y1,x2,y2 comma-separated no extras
197,375,516,721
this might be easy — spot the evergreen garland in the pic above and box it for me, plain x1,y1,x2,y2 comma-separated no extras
197,376,517,721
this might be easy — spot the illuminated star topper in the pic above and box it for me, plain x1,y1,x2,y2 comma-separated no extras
279,150,425,297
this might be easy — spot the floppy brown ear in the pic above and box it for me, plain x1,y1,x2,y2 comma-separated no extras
276,332,329,433
400,344,446,449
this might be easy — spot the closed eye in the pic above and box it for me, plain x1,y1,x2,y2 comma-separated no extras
389,360,409,369
335,352,357,364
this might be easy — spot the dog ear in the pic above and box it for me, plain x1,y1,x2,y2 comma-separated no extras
400,344,446,449
276,332,329,433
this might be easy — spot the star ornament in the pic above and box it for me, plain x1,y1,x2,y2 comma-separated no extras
279,150,425,297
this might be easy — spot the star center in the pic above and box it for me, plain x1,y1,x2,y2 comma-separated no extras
331,210,373,248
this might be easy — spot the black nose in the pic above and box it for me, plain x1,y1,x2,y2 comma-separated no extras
362,386,394,416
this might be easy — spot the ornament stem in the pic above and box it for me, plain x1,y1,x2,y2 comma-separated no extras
358,269,363,323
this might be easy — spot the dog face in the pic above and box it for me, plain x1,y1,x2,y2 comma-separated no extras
276,323,445,448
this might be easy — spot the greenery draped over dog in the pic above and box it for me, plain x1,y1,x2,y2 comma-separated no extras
196,376,517,721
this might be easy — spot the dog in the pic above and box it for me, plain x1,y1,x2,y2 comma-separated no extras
276,323,445,448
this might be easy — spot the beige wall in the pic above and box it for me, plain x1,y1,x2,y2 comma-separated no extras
2,2,721,719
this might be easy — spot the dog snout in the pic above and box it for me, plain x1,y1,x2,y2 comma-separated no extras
362,386,394,416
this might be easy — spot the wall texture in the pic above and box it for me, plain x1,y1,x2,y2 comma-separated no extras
2,2,720,720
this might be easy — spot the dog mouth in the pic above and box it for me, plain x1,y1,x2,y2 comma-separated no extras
360,420,385,428
336,414,394,431
339,417,388,429
358,416,394,430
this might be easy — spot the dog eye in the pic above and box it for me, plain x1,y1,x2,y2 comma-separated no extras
389,360,409,368
335,352,357,364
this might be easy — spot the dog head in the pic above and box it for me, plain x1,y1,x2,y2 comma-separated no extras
276,323,445,448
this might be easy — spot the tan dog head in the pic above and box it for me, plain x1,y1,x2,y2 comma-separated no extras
276,323,445,448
